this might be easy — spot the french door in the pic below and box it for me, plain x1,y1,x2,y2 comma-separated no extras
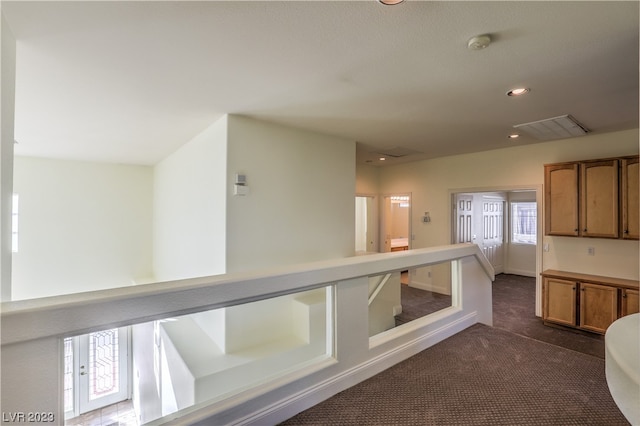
65,327,130,418
455,195,473,243
482,197,505,273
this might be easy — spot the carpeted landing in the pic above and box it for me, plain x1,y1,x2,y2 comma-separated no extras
280,324,627,425
280,274,627,425
492,274,605,358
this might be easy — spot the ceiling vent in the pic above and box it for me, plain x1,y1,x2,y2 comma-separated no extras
375,146,422,158
513,115,589,141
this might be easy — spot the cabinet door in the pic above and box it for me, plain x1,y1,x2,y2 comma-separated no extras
543,277,576,327
545,163,579,236
580,160,619,238
621,157,639,240
621,288,639,316
579,282,618,334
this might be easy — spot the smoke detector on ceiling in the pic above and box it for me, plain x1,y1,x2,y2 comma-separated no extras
513,115,589,141
467,34,491,50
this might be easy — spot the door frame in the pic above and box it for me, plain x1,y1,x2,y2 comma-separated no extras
449,185,543,317
355,193,379,254
66,327,132,419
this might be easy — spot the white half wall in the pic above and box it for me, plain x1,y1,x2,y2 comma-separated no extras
11,157,154,299
225,115,356,273
153,116,227,281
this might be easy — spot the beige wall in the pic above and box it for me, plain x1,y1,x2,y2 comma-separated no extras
357,128,639,280
13,157,154,299
226,115,356,273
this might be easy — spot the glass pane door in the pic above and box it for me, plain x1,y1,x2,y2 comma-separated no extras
64,327,129,418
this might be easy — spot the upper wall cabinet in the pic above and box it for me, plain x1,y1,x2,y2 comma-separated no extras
544,156,639,239
545,163,579,236
580,159,618,238
621,157,639,239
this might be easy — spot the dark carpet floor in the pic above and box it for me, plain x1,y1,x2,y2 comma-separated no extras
280,274,626,425
492,273,604,358
395,285,452,326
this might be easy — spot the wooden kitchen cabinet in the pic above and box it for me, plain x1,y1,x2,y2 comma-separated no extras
579,282,618,334
621,288,639,316
580,159,618,238
545,156,638,239
621,156,639,240
544,163,579,236
543,276,577,327
542,270,639,335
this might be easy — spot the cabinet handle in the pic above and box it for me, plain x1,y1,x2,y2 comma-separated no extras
583,228,587,232
624,230,629,234
623,293,627,298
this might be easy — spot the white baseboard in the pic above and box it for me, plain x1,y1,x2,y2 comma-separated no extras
241,312,478,425
409,280,449,295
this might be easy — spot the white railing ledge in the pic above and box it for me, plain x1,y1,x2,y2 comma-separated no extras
1,243,493,346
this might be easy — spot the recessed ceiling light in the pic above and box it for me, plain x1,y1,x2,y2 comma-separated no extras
508,134,520,139
507,88,530,97
379,157,386,161
377,0,404,5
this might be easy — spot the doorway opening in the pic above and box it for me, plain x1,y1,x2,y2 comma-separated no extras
64,327,131,423
451,187,542,316
355,195,378,254
382,194,411,253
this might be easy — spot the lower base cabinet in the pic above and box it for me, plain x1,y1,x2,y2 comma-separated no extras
622,288,639,316
544,277,576,327
579,282,618,333
542,270,639,335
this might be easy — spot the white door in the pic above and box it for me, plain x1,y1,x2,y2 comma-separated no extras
66,327,129,416
482,197,505,273
455,195,473,243
355,196,377,253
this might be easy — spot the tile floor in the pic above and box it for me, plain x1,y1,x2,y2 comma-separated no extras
66,400,138,426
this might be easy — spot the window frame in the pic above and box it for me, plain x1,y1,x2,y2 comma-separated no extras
510,201,537,245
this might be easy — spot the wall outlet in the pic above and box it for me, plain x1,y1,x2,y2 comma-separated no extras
543,243,549,252
587,247,595,256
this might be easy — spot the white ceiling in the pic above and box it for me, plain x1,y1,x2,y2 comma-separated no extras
3,1,639,166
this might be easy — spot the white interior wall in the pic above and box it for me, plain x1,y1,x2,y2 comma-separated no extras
368,128,639,280
1,13,16,301
153,116,228,281
225,115,355,273
11,156,154,299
